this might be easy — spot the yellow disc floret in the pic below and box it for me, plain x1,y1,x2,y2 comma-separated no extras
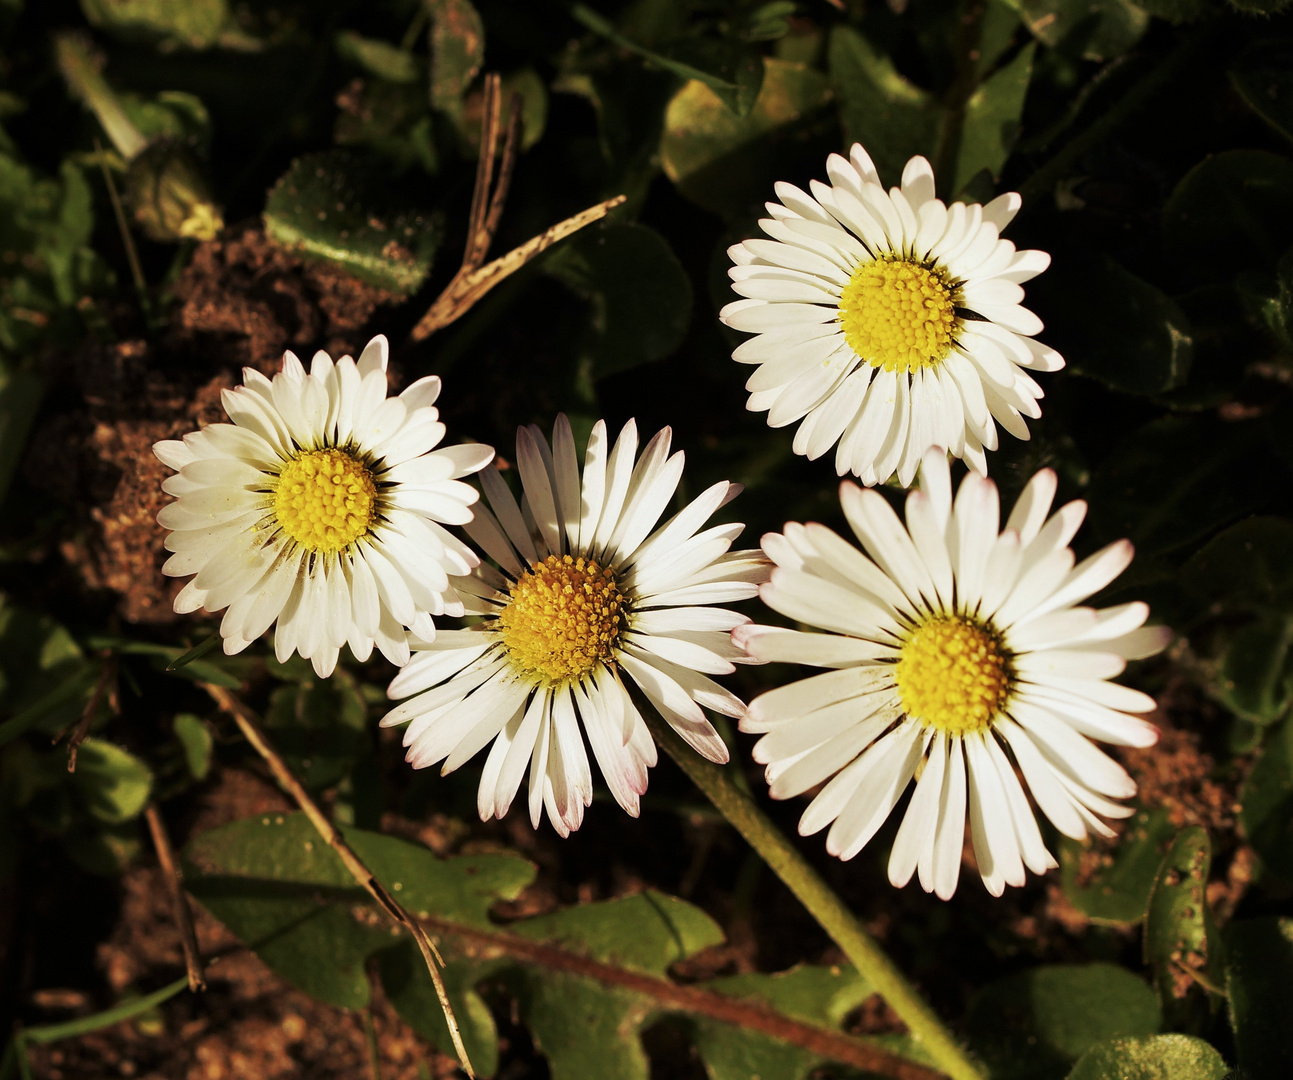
894,615,1013,736
839,255,958,372
274,448,377,553
498,554,624,685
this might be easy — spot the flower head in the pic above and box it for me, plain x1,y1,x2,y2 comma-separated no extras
736,447,1169,899
154,335,493,677
381,416,769,836
721,143,1061,487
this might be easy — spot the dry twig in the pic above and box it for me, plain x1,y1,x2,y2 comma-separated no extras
144,803,207,992
60,653,117,772
202,682,474,1078
411,72,625,341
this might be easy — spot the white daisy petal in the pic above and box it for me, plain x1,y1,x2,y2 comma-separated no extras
741,456,1165,898
723,141,1060,486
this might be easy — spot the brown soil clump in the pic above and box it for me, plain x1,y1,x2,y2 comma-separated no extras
28,227,402,626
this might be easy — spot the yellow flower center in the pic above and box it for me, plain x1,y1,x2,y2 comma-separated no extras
894,615,1013,736
274,448,377,553
839,255,958,372
498,554,625,685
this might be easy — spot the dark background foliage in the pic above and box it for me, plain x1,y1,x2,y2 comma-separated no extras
1,0,1292,1078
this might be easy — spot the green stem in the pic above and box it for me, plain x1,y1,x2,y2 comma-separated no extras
645,714,986,1080
17,977,189,1045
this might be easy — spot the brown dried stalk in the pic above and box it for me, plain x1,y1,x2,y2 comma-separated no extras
202,683,474,1078
411,72,625,340
144,803,207,992
61,653,117,772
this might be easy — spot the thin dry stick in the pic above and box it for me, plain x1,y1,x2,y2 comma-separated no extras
411,72,625,341
92,137,147,304
61,653,116,772
202,683,475,1079
144,803,207,992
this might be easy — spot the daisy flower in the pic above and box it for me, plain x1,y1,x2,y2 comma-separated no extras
720,143,1062,486
154,335,493,677
735,447,1169,899
380,416,768,836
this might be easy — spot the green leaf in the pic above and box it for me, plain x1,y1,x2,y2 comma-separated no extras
1144,827,1224,1024
1163,150,1293,288
71,739,153,825
1065,1034,1228,1080
377,945,501,1077
968,963,1161,1080
1034,249,1192,396
1180,517,1293,617
429,0,485,115
1225,917,1293,1080
1237,717,1293,881
1060,808,1178,926
262,670,367,791
1015,0,1150,62
1132,0,1209,21
685,964,930,1080
544,222,692,379
955,43,1035,194
1231,42,1293,146
0,365,41,507
334,80,438,176
828,26,938,183
335,31,421,84
79,0,233,49
263,151,441,296
1212,615,1293,725
573,6,763,118
173,713,212,781
1087,416,1267,558
660,57,831,216
184,813,534,1008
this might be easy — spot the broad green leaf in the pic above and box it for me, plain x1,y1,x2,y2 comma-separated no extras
263,151,440,295
955,43,1035,194
685,964,932,1080
660,57,831,216
1066,1033,1227,1080
543,222,692,379
71,740,153,825
1033,249,1192,396
1231,42,1293,146
828,26,938,183
1060,808,1178,926
1180,518,1293,616
429,0,484,115
968,963,1161,1080
1212,615,1293,725
0,365,40,507
1237,717,1293,881
1163,150,1293,287
0,599,89,742
173,713,212,781
119,90,212,146
1016,0,1149,62
1144,827,1223,1025
63,820,144,876
1087,416,1267,558
334,80,438,175
183,813,536,1009
79,0,232,49
1133,0,1208,20
1225,917,1293,1080
512,891,724,975
573,5,763,118
263,670,367,790
335,31,421,84
378,945,500,1077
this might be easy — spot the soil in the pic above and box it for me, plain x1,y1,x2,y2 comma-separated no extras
24,226,399,628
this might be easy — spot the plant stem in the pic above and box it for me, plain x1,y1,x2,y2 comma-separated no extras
644,714,986,1080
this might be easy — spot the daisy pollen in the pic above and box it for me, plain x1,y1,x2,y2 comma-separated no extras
721,142,1062,487
735,446,1171,900
154,335,494,678
380,416,770,837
